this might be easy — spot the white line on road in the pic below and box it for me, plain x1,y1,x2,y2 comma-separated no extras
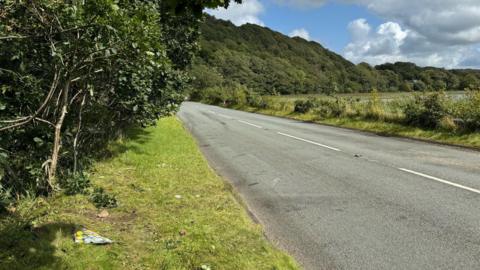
238,120,263,129
208,110,216,114
399,168,480,195
217,113,232,119
277,132,341,152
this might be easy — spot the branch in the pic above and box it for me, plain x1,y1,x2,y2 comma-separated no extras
0,35,28,40
0,69,61,132
34,117,55,127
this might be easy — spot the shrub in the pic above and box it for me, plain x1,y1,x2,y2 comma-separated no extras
0,184,13,213
90,187,117,209
62,173,91,196
247,94,267,109
202,87,227,105
294,98,318,113
262,96,277,110
226,85,248,106
455,90,480,131
0,1,203,201
403,92,450,128
316,98,347,118
438,116,458,131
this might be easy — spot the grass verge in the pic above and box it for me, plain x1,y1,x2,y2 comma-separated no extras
0,117,299,270
236,106,480,150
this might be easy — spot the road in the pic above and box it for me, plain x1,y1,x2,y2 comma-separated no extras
178,102,480,270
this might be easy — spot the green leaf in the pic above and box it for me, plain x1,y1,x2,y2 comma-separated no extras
33,137,43,145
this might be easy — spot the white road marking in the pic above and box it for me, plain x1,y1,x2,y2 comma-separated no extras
238,120,263,129
217,113,232,119
208,110,216,114
399,168,480,195
277,132,341,152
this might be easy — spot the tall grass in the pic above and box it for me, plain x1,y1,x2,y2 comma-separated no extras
197,87,480,134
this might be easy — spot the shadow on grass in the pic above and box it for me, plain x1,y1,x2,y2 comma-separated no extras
95,125,154,161
0,214,75,270
0,125,155,269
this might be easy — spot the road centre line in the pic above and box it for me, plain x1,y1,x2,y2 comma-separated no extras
238,120,263,129
277,132,342,152
399,168,480,195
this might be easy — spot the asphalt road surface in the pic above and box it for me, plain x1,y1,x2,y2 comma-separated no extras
178,102,480,270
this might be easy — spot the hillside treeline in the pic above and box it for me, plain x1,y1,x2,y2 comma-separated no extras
191,15,480,95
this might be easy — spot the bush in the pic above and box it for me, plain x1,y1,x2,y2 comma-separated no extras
90,187,117,209
225,84,248,106
403,92,450,128
438,116,458,131
247,94,267,109
0,184,13,213
0,1,199,202
202,87,227,105
454,90,480,131
316,98,347,118
62,173,91,196
294,98,317,113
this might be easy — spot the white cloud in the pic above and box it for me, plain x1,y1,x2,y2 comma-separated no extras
344,18,480,68
277,0,480,45
289,28,311,40
345,20,406,65
207,0,264,26
272,0,480,67
345,0,480,46
347,18,370,42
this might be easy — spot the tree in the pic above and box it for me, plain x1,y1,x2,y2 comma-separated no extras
0,0,242,204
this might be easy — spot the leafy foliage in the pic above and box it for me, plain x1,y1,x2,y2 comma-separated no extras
453,90,480,131
403,92,449,129
62,173,91,196
90,187,117,209
294,99,317,113
0,0,238,206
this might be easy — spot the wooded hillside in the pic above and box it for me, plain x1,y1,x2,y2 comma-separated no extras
191,15,480,95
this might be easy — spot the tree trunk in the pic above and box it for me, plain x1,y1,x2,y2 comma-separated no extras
73,95,86,174
47,81,70,189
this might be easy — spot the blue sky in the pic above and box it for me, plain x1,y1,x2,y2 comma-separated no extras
259,0,382,52
207,0,480,69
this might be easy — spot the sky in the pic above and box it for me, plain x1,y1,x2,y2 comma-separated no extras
207,0,480,69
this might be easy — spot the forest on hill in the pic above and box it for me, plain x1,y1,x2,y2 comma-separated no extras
190,15,480,95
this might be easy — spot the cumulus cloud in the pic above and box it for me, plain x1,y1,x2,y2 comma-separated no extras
344,18,480,68
277,0,480,45
273,0,480,67
289,28,311,40
346,0,480,45
207,0,264,26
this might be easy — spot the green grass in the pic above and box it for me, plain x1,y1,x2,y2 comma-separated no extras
0,117,299,270
267,91,466,101
236,106,480,149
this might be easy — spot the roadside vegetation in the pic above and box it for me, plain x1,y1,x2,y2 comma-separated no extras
0,117,299,269
0,1,242,209
192,87,480,149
